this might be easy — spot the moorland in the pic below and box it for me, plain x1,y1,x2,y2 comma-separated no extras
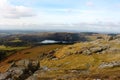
0,31,120,80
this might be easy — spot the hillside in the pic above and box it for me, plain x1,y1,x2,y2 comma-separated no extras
39,38,120,80
0,33,120,80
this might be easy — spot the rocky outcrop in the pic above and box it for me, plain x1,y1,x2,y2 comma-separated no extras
0,59,40,80
76,45,110,55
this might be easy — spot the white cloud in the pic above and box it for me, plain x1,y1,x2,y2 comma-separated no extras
0,0,35,19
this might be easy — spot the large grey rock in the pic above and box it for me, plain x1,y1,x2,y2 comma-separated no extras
15,59,40,72
0,59,40,80
8,66,26,79
15,59,32,69
0,72,11,80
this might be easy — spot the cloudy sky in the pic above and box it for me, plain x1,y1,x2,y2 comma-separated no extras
0,0,120,33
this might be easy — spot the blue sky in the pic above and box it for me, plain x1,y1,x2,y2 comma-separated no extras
0,0,120,33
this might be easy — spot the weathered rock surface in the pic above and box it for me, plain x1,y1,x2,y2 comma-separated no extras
0,59,40,80
99,61,120,69
8,66,26,80
25,70,42,80
26,75,38,80
15,59,32,69
0,72,11,80
76,45,110,55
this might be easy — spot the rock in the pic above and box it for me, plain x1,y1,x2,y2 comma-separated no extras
26,75,38,80
15,59,32,69
52,58,58,60
82,49,91,55
33,70,41,76
30,60,40,72
90,45,109,53
0,72,11,80
107,48,120,53
7,78,13,80
82,45,110,55
90,47,102,53
15,59,40,73
0,59,40,80
99,63,114,68
99,61,120,69
41,66,50,71
8,66,26,80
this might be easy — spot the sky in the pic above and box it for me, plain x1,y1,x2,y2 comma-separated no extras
0,0,120,33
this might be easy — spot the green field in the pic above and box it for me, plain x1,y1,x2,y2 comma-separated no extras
0,45,28,51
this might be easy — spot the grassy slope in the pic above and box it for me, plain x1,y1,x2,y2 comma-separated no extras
40,40,120,79
0,39,120,79
0,44,65,72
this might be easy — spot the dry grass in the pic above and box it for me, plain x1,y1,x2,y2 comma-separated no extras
40,53,120,79
40,40,120,79
0,44,65,72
